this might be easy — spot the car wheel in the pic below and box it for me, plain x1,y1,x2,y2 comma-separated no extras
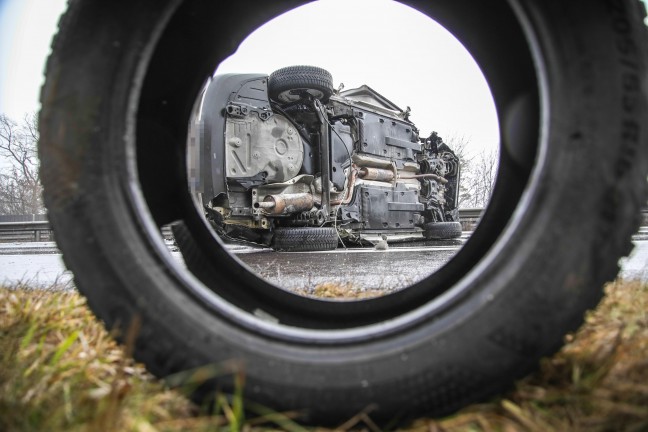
423,221,463,239
268,65,334,104
272,227,338,252
39,0,648,423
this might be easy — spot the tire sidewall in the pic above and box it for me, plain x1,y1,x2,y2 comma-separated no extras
39,0,648,421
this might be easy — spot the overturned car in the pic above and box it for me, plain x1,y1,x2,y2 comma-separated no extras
189,66,461,251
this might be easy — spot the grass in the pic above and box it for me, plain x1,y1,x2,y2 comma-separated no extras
294,281,389,299
1,279,647,431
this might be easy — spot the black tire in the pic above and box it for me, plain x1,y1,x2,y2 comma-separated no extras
268,65,334,103
424,221,462,239
272,227,338,251
39,0,648,424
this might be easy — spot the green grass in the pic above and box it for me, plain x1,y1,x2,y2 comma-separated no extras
1,279,647,431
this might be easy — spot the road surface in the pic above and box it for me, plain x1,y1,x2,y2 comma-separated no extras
233,242,461,293
1,229,646,291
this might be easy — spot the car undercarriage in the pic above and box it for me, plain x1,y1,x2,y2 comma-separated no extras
189,66,461,251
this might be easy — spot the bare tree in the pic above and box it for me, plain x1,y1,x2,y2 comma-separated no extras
0,113,44,215
443,134,474,208
460,148,498,208
442,132,500,208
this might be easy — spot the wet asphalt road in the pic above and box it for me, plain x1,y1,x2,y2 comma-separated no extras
1,228,646,291
228,227,648,292
233,240,463,293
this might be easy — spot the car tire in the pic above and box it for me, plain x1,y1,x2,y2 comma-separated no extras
39,0,648,423
272,227,338,251
268,65,334,104
423,221,463,239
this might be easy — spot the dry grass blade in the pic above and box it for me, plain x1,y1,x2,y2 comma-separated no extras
334,404,381,432
0,284,199,431
1,278,647,431
404,279,648,432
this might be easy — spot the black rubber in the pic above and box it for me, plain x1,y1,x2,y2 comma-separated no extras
272,227,338,251
268,65,334,103
38,0,648,424
423,221,463,239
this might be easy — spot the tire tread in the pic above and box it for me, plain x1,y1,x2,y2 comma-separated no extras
272,227,338,251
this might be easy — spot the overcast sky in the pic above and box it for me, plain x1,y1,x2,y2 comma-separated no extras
0,0,502,157
3,0,646,159
217,0,499,157
0,0,66,120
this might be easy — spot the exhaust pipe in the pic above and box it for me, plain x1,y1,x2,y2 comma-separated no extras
255,193,314,215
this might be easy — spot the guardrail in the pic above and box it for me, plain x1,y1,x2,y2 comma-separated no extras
0,220,172,243
457,208,483,230
0,221,54,242
1,208,646,243
458,208,483,219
